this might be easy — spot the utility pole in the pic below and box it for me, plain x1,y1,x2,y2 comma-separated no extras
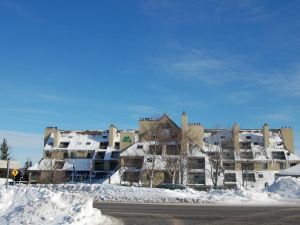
6,160,9,189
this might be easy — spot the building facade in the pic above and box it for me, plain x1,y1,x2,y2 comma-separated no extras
30,112,300,189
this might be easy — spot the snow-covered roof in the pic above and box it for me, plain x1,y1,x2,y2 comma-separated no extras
44,131,111,151
278,164,300,176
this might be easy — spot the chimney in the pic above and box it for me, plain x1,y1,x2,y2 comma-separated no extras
109,124,117,147
232,123,240,151
263,123,269,148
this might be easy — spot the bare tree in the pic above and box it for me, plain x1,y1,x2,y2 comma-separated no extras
204,131,225,189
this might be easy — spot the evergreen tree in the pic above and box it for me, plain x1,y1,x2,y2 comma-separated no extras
0,139,10,160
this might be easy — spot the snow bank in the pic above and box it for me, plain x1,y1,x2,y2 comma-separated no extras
0,186,119,225
0,178,13,185
37,183,280,205
268,176,300,198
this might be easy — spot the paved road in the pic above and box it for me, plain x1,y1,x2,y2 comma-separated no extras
93,202,300,225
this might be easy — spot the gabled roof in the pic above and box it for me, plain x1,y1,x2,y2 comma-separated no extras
159,113,181,130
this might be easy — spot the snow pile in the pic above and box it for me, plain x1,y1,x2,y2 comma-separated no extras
0,178,13,185
37,183,280,205
0,186,118,225
268,176,300,198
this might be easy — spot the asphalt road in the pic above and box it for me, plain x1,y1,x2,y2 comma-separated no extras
93,202,300,225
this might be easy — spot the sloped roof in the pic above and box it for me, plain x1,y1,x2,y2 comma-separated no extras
278,164,300,176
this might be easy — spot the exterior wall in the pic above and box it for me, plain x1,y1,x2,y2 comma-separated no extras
232,123,240,151
32,171,68,184
120,131,135,151
48,150,65,159
235,162,241,170
263,123,270,148
53,130,61,148
139,120,157,139
188,124,204,149
44,127,57,146
281,128,294,153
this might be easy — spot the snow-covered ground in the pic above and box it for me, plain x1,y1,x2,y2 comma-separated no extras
0,177,299,225
0,181,121,225
35,176,300,205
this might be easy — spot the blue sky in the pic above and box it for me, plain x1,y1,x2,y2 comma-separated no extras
0,0,300,165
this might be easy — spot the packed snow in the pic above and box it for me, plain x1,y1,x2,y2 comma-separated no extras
268,176,300,198
1,176,299,225
36,176,300,205
0,185,121,225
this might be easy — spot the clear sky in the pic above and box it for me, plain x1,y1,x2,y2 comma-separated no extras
0,0,299,165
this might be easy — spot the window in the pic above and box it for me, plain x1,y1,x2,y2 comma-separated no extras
114,142,120,149
260,163,268,170
258,174,264,178
94,161,104,171
166,145,179,155
87,152,92,158
48,142,53,146
272,151,286,160
110,161,119,170
111,151,119,159
241,163,254,170
224,173,236,182
63,151,68,159
246,136,251,140
242,173,255,181
253,142,259,145
103,136,107,139
86,142,91,145
96,151,105,159
137,144,143,149
188,173,205,184
68,136,73,139
59,142,70,148
99,142,109,149
280,163,286,169
240,142,251,149
188,158,205,169
77,141,82,145
70,152,76,158
220,136,225,139
214,141,219,145
194,174,205,184
148,145,162,155
223,163,235,170
240,151,253,160
290,163,297,167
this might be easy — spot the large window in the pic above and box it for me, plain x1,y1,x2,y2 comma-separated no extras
166,145,179,155
188,158,205,169
241,163,254,170
94,161,104,171
272,151,286,160
224,173,236,182
111,151,120,159
99,142,109,149
96,151,105,159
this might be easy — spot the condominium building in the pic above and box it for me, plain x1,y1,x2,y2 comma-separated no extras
29,112,300,189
